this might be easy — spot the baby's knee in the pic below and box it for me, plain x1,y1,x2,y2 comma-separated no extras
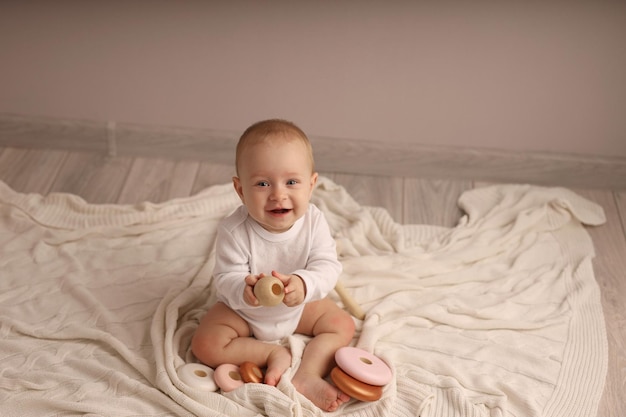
191,329,234,368
334,310,357,343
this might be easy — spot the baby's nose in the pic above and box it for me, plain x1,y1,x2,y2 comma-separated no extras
270,186,287,200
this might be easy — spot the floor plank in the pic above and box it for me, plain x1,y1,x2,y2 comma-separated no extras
615,191,626,237
403,178,472,227
332,173,404,223
0,148,67,194
117,157,199,204
191,161,235,195
574,189,626,417
49,152,134,203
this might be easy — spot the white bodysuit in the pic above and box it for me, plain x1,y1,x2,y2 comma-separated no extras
213,203,342,341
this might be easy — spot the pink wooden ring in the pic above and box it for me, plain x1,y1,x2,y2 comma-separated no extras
214,364,244,392
335,347,392,386
239,361,264,383
330,366,383,402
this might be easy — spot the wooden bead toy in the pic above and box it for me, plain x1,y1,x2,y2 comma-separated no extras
254,275,284,307
214,363,244,392
177,363,218,391
239,361,264,383
330,347,392,402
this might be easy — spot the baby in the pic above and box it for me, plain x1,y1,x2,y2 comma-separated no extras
191,119,356,412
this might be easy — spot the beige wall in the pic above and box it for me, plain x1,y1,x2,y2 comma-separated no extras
1,1,625,157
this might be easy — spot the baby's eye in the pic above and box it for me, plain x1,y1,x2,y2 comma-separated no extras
256,181,270,187
286,179,299,186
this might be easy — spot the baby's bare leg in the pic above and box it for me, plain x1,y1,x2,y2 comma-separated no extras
191,302,291,386
292,298,356,412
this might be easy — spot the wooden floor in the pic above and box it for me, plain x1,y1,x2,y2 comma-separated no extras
1,146,624,416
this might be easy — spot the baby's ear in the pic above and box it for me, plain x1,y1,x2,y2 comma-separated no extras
233,176,245,202
310,172,319,188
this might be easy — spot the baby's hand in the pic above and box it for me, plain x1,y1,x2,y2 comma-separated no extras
243,273,264,306
272,271,306,307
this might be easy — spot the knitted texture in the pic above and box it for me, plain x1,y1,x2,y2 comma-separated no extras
0,178,607,417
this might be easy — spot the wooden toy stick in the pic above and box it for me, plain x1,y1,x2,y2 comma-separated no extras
334,281,365,320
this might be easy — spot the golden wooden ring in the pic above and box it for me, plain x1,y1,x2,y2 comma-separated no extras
330,366,383,402
239,361,264,383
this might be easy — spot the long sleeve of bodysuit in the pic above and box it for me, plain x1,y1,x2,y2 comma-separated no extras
212,204,341,311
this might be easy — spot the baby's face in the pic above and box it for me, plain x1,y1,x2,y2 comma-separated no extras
233,134,318,233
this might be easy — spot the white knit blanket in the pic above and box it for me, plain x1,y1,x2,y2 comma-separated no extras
0,177,607,417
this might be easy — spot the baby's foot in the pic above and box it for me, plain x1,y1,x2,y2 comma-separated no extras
292,372,350,412
264,346,292,386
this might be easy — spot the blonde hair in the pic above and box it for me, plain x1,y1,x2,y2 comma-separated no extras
235,119,315,175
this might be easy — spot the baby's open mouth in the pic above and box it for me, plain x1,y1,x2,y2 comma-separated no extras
270,208,291,214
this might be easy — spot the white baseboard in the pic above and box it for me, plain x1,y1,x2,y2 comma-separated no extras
1,113,624,189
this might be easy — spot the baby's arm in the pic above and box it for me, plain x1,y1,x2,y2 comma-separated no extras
213,223,254,310
292,207,342,303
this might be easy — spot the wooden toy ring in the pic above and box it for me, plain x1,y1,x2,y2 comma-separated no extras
254,275,284,307
330,366,383,402
239,361,264,383
214,364,244,392
177,363,218,391
335,347,392,386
